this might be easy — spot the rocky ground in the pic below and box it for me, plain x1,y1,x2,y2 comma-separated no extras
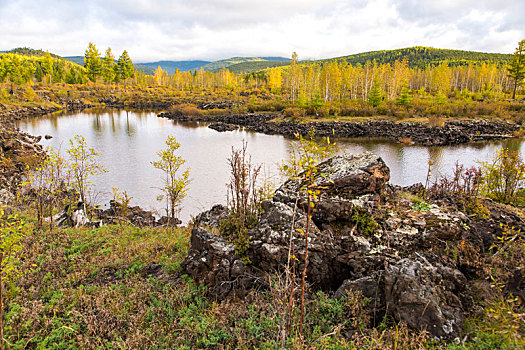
0,99,91,122
159,111,521,146
182,152,525,341
0,122,44,204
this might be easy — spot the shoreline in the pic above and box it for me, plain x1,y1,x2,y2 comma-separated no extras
158,111,522,146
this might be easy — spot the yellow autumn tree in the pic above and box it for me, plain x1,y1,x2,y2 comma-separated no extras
268,68,282,93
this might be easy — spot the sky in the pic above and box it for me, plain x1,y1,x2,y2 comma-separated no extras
0,0,523,62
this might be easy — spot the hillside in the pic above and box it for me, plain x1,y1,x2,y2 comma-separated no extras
230,47,513,74
0,51,86,84
6,47,64,60
227,60,290,74
201,57,265,72
137,60,211,74
320,46,513,68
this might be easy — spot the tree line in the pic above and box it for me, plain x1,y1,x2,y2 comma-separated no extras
1,41,523,102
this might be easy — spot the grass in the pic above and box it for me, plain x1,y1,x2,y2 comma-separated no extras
4,212,522,349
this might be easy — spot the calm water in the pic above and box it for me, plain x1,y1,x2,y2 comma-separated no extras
17,108,525,223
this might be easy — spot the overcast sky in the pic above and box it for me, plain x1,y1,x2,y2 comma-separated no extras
0,0,523,62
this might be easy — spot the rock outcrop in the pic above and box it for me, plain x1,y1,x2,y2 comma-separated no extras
0,124,44,198
182,151,525,340
158,112,520,146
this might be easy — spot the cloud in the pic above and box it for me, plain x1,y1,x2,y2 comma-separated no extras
0,0,523,62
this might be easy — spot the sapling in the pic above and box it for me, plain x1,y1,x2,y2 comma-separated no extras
152,135,190,225
280,130,336,337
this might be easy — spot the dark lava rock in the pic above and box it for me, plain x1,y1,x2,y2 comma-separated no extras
208,122,238,132
182,151,525,340
158,112,520,146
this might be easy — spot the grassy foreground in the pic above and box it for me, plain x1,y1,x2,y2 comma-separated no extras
1,211,521,349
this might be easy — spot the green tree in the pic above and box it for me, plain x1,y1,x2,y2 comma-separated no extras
368,81,384,107
84,42,102,82
152,135,190,225
116,50,134,82
395,83,412,109
41,52,54,83
66,135,107,207
102,48,115,83
507,39,525,100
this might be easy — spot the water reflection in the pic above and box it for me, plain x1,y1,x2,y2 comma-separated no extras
17,108,525,223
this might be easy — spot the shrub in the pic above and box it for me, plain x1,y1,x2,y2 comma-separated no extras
168,104,203,118
282,106,305,121
480,148,525,205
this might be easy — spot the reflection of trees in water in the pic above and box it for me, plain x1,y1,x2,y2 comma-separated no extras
125,111,136,136
501,139,524,153
92,114,104,133
90,110,138,136
171,121,202,129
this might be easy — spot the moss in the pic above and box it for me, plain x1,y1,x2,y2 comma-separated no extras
351,207,378,237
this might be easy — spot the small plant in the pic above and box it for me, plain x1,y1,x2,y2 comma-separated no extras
398,137,413,145
152,135,190,225
351,207,379,235
411,198,431,212
219,141,265,264
280,130,336,337
111,187,133,219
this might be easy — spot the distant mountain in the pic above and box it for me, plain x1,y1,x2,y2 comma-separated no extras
259,56,289,61
136,60,211,74
227,60,290,74
201,57,266,72
64,56,155,74
136,57,290,74
64,56,84,65
319,47,513,68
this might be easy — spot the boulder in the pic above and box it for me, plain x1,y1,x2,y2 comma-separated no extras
181,151,524,340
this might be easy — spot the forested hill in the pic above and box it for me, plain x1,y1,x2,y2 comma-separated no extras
223,47,513,74
7,48,65,60
320,47,513,68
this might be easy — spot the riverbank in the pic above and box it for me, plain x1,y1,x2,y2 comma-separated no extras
159,111,522,146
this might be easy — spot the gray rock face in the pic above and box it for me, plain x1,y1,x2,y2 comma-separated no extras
181,151,503,340
384,254,465,339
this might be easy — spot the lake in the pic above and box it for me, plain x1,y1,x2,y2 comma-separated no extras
17,108,524,223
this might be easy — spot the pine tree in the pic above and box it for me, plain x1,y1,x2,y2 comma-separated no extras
395,83,412,109
368,81,383,107
102,48,115,83
116,50,134,82
84,42,102,82
507,39,525,100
